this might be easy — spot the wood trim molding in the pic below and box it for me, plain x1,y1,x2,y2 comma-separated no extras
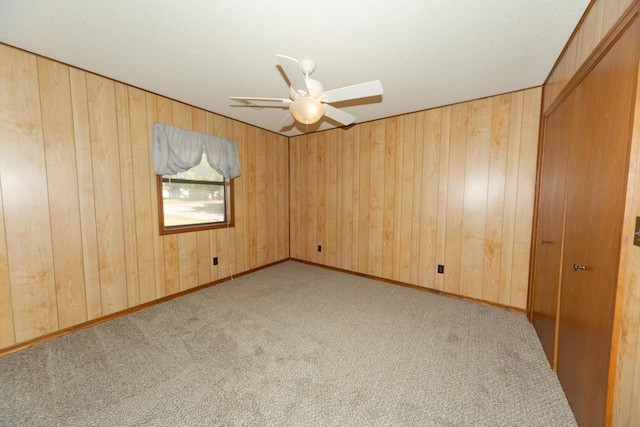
542,0,598,88
543,1,640,117
0,259,290,358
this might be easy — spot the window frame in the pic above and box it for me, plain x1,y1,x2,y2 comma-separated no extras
156,175,235,235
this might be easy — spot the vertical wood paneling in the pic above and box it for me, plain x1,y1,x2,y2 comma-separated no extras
460,98,492,300
392,117,404,281
86,73,128,315
500,91,524,305
543,0,633,113
115,82,140,307
399,114,415,283
327,130,338,267
420,109,441,289
317,132,327,266
335,131,343,268
306,134,318,264
289,129,300,260
1,43,289,353
357,123,371,273
382,118,397,279
434,107,451,291
246,126,258,269
69,68,102,320
37,57,88,329
281,134,290,259
368,121,386,278
0,178,15,348
511,89,541,308
342,127,356,272
230,119,246,275
145,93,167,299
298,135,309,262
177,232,197,291
289,88,542,309
255,129,268,266
0,47,58,342
444,103,468,296
483,94,511,302
351,127,360,272
129,88,156,303
265,132,276,264
409,113,423,284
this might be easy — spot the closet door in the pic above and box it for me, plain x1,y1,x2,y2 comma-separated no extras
532,92,574,367
557,18,640,426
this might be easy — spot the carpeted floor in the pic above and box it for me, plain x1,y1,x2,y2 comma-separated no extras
0,261,577,426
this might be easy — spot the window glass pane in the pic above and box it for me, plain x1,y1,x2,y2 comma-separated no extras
162,182,225,227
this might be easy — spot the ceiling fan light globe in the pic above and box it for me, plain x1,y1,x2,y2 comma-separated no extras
289,98,325,125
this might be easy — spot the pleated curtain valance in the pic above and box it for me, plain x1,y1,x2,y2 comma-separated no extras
152,122,241,179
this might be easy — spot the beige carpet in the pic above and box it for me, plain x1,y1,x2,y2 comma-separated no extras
0,261,576,426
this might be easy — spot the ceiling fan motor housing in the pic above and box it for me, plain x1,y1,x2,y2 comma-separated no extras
298,58,316,76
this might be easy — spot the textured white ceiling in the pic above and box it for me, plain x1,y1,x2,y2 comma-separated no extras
0,1,589,136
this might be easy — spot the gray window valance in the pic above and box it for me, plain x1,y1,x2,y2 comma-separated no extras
152,122,241,179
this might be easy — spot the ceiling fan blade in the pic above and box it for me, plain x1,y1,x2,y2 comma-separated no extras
322,80,383,103
276,55,309,95
278,113,294,129
229,96,291,104
323,104,356,126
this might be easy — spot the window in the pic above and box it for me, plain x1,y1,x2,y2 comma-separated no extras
157,153,234,234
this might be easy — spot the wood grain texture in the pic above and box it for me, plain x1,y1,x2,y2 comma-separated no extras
434,107,451,292
419,109,441,289
539,7,640,425
290,88,542,309
130,88,155,303
145,93,167,300
37,57,88,329
230,119,245,275
0,43,289,353
357,123,371,273
532,91,574,367
543,0,636,113
612,28,640,426
460,98,492,300
555,23,637,424
69,68,102,321
483,94,511,303
115,82,140,307
0,46,58,342
0,177,15,348
444,103,468,297
368,121,386,278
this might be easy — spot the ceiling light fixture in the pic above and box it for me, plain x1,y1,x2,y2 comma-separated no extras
289,97,325,125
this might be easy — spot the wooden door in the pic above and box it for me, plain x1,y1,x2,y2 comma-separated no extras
532,91,575,368
557,18,640,426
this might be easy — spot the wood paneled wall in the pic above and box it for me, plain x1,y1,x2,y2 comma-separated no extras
0,43,289,351
543,0,635,113
543,1,640,424
289,88,541,310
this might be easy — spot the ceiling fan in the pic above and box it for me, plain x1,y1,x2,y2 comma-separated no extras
229,55,383,128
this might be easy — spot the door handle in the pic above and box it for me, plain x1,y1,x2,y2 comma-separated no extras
541,240,551,245
573,264,587,272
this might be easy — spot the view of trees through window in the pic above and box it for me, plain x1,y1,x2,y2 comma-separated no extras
161,154,227,229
